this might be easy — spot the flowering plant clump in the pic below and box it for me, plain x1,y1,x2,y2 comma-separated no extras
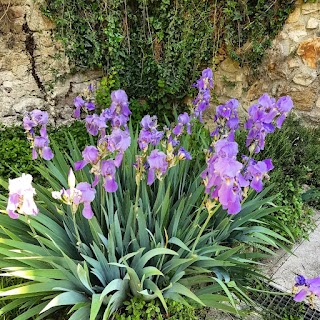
0,69,293,319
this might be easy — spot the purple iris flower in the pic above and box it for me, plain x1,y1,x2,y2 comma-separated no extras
30,110,49,126
215,139,238,158
23,117,35,132
32,128,54,161
75,146,100,171
202,68,214,87
246,159,273,192
245,94,293,154
295,275,307,286
85,101,95,111
141,115,158,130
293,274,320,303
74,96,85,119
276,96,293,128
215,99,240,136
147,150,168,185
101,108,113,121
107,128,131,153
217,98,238,117
172,113,192,136
23,110,49,131
138,115,164,150
101,160,118,192
85,114,107,136
177,147,192,160
110,90,131,118
42,147,54,161
73,182,96,219
110,114,129,128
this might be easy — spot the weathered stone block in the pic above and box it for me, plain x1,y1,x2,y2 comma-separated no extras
302,2,320,15
289,90,317,111
220,58,241,73
7,6,25,19
292,72,317,86
297,37,320,68
307,17,319,29
26,5,55,31
288,58,301,69
288,30,308,42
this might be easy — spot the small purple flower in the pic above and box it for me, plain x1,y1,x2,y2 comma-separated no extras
88,83,94,92
246,159,273,192
141,115,158,130
32,135,54,161
23,110,49,131
172,113,192,136
107,128,131,153
110,90,131,118
23,110,54,160
295,275,307,286
42,146,54,161
74,96,85,108
147,150,168,185
177,147,192,160
74,96,85,119
293,274,320,303
138,115,164,150
30,110,49,126
85,101,95,111
73,182,96,219
215,139,238,158
75,146,100,171
276,96,293,128
85,114,107,136
201,139,248,215
6,174,38,219
23,117,35,132
101,160,118,192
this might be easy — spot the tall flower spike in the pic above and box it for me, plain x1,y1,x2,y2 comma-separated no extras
23,110,54,161
193,68,214,122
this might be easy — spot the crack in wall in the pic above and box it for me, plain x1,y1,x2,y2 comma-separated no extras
22,19,47,101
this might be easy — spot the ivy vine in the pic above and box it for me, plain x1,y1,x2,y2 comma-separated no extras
43,0,295,119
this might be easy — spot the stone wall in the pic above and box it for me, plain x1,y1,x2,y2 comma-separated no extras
0,0,102,125
212,0,320,125
0,0,319,125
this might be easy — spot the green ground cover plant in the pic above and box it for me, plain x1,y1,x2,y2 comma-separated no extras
0,122,88,184
0,70,294,319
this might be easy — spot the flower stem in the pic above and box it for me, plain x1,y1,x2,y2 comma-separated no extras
25,216,46,250
134,180,141,214
191,202,220,253
72,209,82,248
